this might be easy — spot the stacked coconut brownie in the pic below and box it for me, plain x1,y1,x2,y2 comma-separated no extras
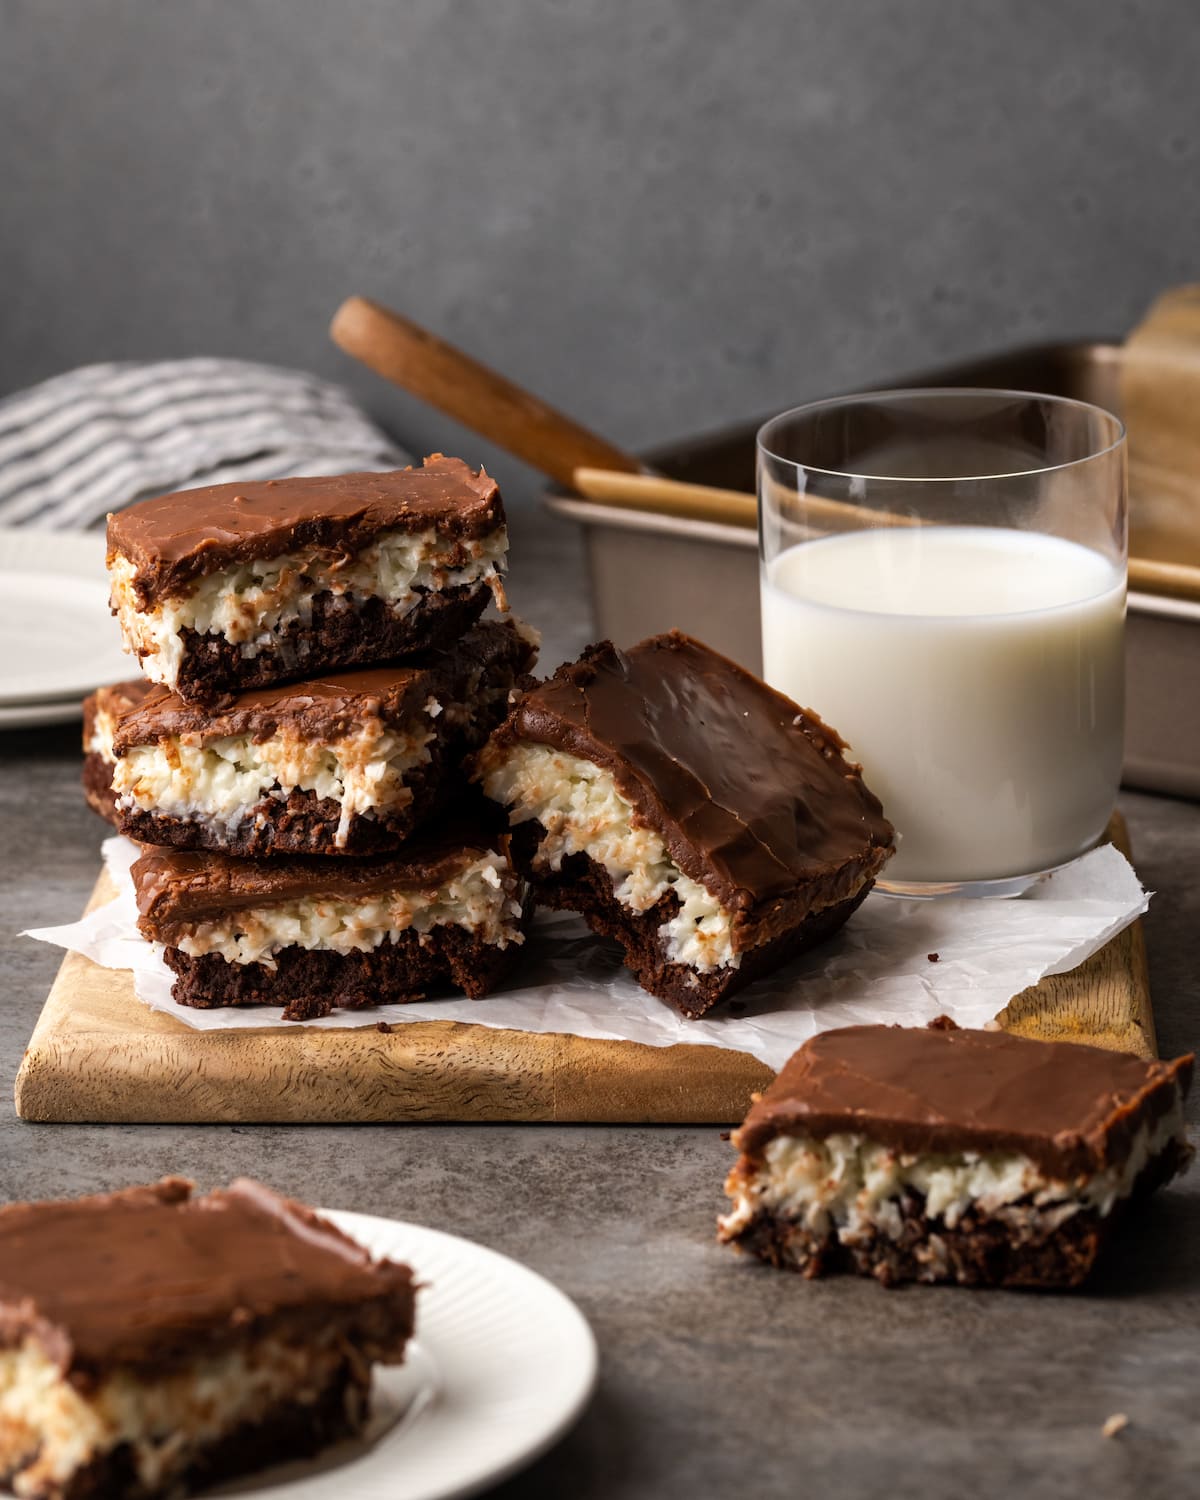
87,455,538,1019
86,459,897,1021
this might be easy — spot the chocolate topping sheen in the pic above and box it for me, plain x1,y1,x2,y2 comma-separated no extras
114,617,534,750
734,1022,1195,1177
81,678,153,754
490,633,894,917
132,814,508,936
107,454,504,601
0,1177,415,1375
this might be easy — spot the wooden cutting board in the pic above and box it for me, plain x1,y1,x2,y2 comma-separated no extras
13,815,1154,1125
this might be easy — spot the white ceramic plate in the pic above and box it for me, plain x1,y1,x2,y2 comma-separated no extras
0,696,84,730
0,528,132,704
212,1212,597,1500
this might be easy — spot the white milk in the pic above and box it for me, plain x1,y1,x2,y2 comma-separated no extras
761,526,1125,885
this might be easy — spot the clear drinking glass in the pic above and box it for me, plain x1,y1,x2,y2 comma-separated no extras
757,389,1127,898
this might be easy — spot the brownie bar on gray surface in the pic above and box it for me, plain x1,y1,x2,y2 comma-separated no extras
107,454,509,706
719,1020,1194,1288
0,1177,415,1500
477,632,894,1017
112,618,537,857
132,821,531,1019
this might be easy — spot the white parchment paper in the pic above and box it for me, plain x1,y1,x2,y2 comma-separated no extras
24,836,1150,1072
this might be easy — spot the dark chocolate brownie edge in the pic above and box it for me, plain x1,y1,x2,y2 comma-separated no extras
173,583,491,707
724,1139,1195,1289
117,771,459,858
509,823,870,1017
119,795,417,858
81,753,119,826
729,1200,1105,1289
48,1362,369,1500
163,920,527,1020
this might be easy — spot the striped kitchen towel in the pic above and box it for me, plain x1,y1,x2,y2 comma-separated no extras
0,358,408,529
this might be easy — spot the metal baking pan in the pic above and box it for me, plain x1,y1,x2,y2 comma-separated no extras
543,340,1200,800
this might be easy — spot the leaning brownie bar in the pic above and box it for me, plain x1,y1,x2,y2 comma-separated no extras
719,1020,1194,1289
132,821,530,1020
476,631,894,1017
107,454,508,706
0,1176,415,1500
111,618,537,857
81,679,154,824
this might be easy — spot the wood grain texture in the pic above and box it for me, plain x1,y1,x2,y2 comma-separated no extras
330,297,643,490
14,816,1151,1125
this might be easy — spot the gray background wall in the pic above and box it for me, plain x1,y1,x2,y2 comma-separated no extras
3,0,1199,506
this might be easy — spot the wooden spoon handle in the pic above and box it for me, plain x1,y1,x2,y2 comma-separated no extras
331,296,642,489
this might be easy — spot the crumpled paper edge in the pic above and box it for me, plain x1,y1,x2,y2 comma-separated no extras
23,837,1151,1072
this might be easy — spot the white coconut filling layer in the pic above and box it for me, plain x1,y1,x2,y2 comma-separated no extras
87,706,120,763
114,715,437,848
170,853,523,967
719,1098,1187,1244
480,743,739,972
110,525,508,688
0,1334,358,1498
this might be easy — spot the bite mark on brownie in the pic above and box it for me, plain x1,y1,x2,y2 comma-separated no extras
481,746,745,972
513,823,868,1017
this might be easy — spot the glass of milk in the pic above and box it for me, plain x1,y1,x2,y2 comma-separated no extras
758,389,1126,897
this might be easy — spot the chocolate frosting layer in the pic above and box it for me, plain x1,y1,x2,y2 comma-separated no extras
81,678,153,756
486,632,894,932
107,454,505,601
0,1178,415,1376
114,617,535,750
733,1021,1195,1178
133,812,510,937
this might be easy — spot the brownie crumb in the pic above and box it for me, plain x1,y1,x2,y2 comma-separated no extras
927,952,940,963
375,1022,393,1034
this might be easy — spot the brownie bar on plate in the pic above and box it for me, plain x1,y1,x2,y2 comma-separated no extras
0,1177,415,1500
110,618,536,857
719,1020,1194,1288
132,818,531,1020
81,679,153,825
107,454,509,705
476,631,894,1016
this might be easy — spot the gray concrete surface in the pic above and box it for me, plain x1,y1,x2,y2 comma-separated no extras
1,512,1198,1499
2,8,1199,1490
4,0,1200,507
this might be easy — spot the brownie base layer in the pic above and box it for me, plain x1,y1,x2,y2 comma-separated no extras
173,583,490,706
725,1143,1193,1289
164,921,524,1020
510,824,870,1018
118,769,453,859
81,752,119,826
38,1363,367,1500
730,1200,1105,1289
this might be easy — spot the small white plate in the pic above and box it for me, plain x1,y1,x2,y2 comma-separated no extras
0,697,84,730
211,1212,597,1500
0,528,132,704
